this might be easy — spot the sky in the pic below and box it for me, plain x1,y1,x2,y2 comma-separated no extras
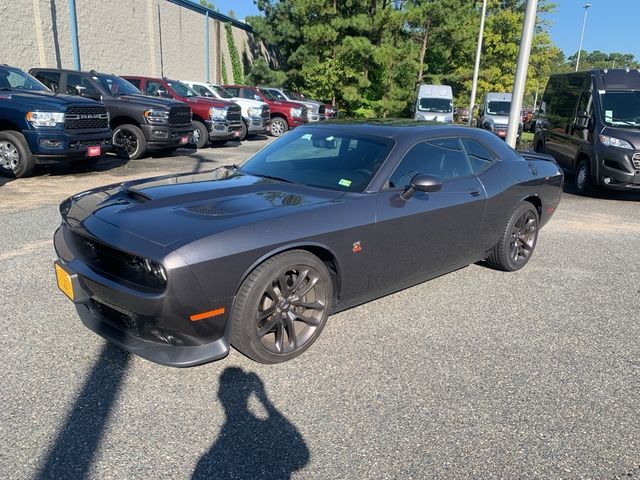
213,0,640,61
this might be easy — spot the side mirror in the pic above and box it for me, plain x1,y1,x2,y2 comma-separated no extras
80,90,101,101
574,110,590,130
254,95,261,101
400,174,442,200
156,89,172,98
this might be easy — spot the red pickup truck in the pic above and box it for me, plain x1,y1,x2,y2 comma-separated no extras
123,76,243,148
223,85,307,137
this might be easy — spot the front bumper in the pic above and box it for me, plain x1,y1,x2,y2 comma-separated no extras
207,119,243,140
245,115,270,134
595,149,640,189
289,116,306,128
53,224,232,367
140,124,194,149
23,129,112,164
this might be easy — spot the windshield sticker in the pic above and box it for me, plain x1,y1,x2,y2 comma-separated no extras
605,110,613,120
338,179,352,187
301,133,312,140
598,90,605,94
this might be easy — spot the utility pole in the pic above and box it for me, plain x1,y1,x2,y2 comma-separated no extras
506,0,538,148
575,4,591,72
468,0,487,126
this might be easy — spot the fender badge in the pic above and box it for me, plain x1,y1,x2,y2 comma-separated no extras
352,241,362,253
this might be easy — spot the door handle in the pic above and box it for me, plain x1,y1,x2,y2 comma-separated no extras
468,188,481,197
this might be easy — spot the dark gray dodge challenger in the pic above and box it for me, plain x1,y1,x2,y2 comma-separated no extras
54,121,563,366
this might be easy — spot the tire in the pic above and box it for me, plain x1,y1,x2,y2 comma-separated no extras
575,159,594,196
238,120,248,141
190,121,209,149
486,202,539,272
269,117,289,137
112,124,146,160
230,250,333,364
0,131,35,178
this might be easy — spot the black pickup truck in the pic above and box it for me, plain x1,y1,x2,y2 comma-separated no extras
0,65,111,178
30,68,193,160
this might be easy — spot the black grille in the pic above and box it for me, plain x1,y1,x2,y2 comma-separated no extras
70,231,166,290
261,105,270,122
633,153,640,169
168,105,192,125
65,106,109,130
90,299,136,331
226,104,242,123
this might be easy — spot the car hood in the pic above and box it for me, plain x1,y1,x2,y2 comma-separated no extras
1,89,100,110
66,170,345,247
114,94,185,108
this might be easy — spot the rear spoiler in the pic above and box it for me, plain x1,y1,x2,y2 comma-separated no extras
518,151,558,165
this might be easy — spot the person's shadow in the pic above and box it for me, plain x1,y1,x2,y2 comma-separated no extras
192,367,310,480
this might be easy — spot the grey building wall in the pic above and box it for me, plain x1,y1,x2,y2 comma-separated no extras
1,0,261,83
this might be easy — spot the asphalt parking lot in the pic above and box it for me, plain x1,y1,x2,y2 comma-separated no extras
1,138,639,479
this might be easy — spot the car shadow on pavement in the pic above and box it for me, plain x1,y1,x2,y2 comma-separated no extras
192,367,310,480
34,343,131,480
0,176,14,187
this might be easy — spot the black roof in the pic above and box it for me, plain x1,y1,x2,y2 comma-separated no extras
591,68,640,90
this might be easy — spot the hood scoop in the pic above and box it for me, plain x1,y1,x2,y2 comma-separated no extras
183,192,306,217
126,188,152,203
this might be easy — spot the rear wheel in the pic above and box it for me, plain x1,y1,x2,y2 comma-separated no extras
0,131,35,178
270,117,289,137
231,250,333,364
486,202,539,272
575,159,594,196
112,124,146,160
190,121,209,149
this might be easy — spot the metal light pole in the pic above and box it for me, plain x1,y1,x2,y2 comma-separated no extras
575,4,591,72
505,0,538,148
468,0,487,126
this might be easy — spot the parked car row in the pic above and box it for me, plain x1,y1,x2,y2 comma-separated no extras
0,64,337,178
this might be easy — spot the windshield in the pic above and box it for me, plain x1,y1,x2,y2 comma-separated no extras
167,81,198,97
211,85,234,99
600,91,640,128
0,67,49,92
239,128,394,192
418,98,452,113
487,101,511,115
95,75,141,95
260,88,281,101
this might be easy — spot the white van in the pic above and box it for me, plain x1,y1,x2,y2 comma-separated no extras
414,84,454,123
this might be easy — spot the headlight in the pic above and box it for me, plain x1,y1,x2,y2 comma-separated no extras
144,109,169,124
290,107,303,118
248,106,262,117
26,111,65,127
599,134,633,150
134,256,167,284
209,107,228,121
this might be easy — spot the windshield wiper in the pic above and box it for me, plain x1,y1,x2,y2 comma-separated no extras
611,119,640,127
252,173,296,184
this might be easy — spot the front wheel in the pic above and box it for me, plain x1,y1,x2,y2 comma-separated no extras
112,124,146,160
0,131,35,178
238,120,248,141
269,117,289,137
575,160,594,196
230,250,333,364
486,202,539,272
190,121,209,149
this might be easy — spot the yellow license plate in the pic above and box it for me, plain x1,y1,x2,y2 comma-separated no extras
55,263,74,301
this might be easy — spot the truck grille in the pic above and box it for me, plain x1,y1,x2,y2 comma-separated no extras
226,104,242,123
168,105,192,125
65,106,109,130
633,153,640,169
261,105,270,122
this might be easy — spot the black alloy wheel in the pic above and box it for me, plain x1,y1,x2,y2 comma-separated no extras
486,202,539,272
112,124,146,160
231,250,332,363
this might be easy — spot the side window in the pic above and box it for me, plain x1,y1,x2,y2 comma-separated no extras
241,89,256,100
576,90,592,115
65,74,98,97
127,78,141,89
145,80,171,97
462,139,495,174
225,87,239,96
34,71,61,92
389,138,472,188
